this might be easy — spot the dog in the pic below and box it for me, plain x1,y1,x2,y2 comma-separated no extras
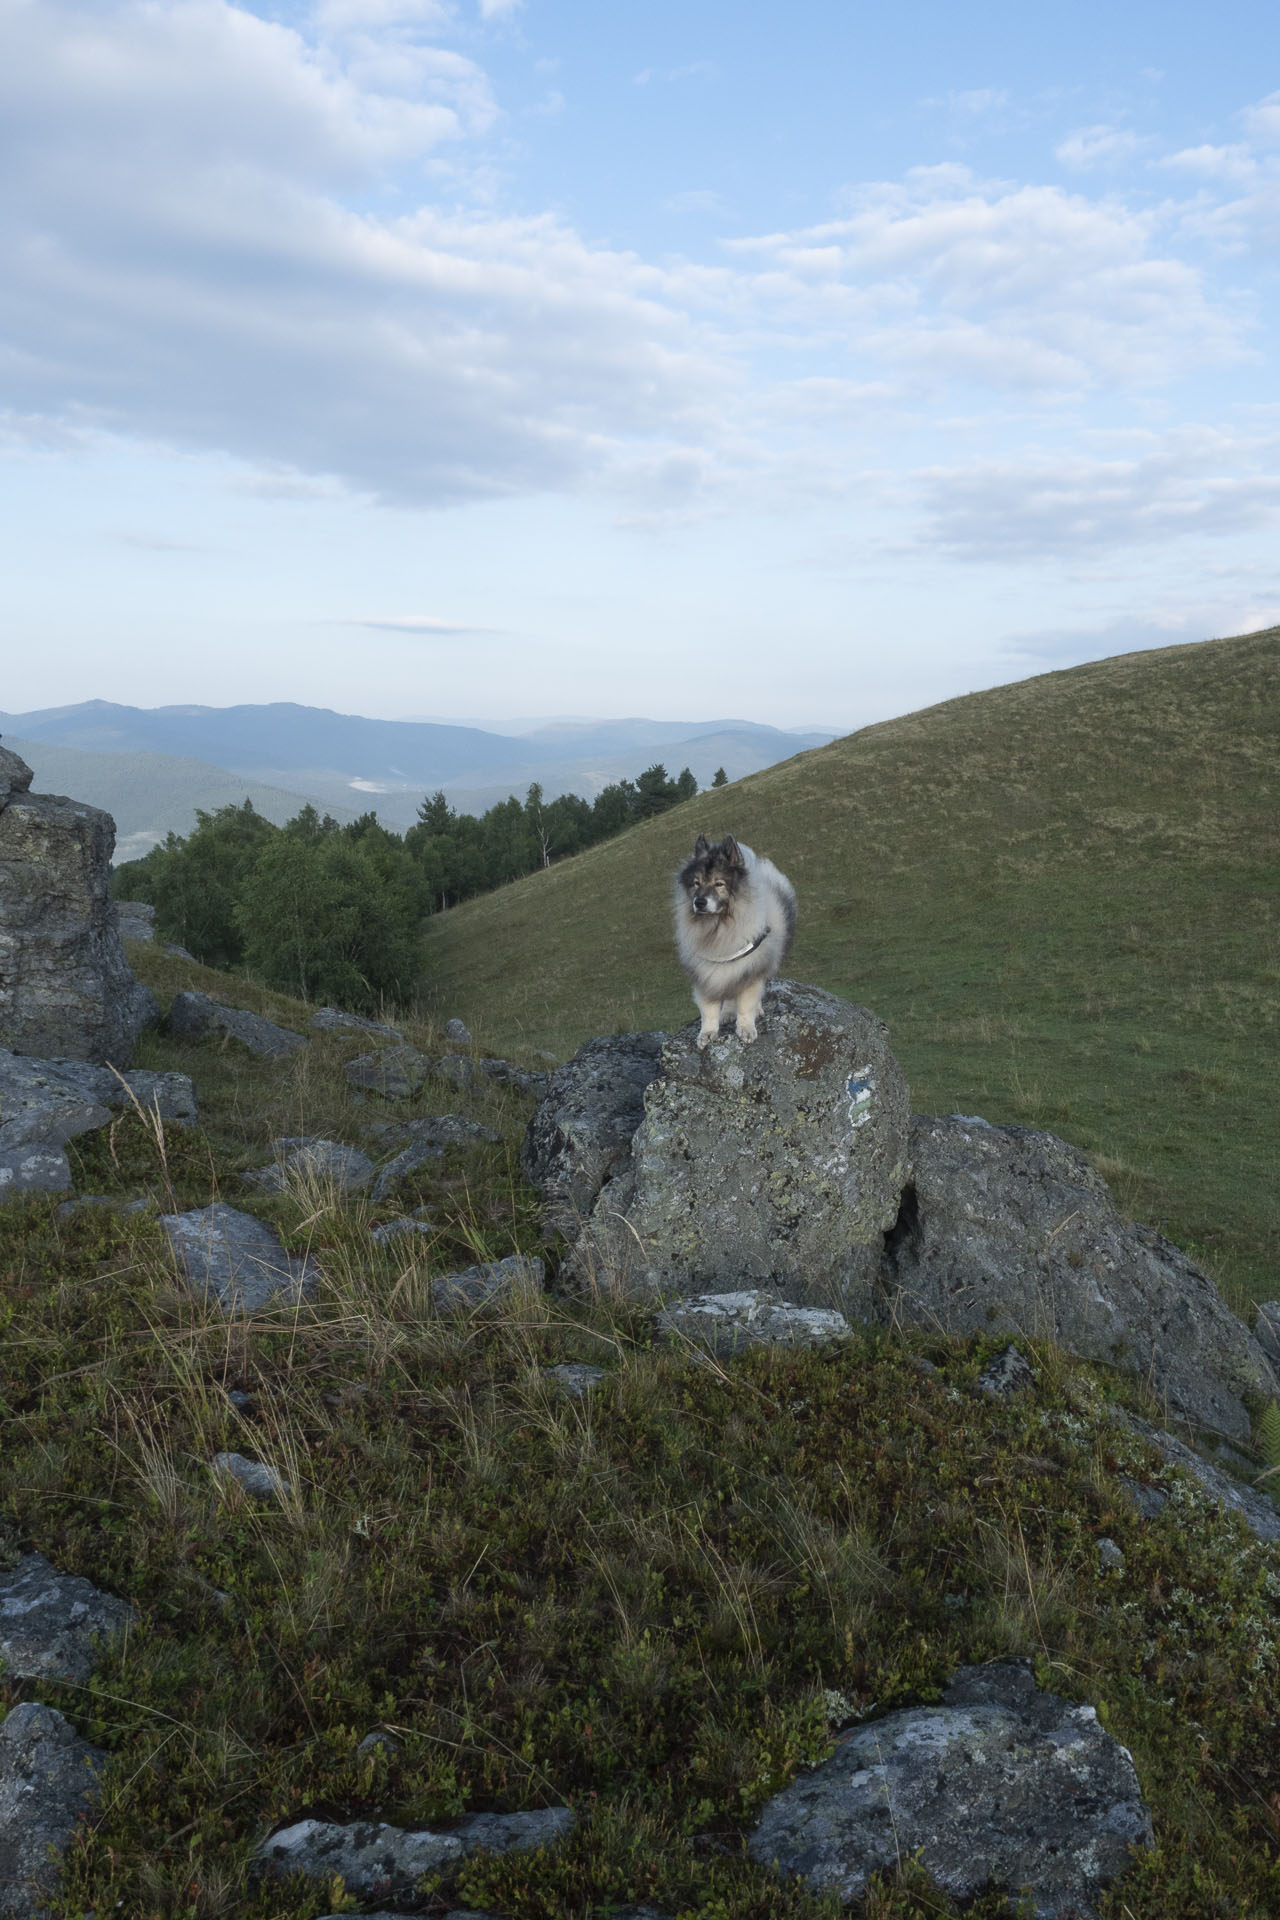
674,833,797,1048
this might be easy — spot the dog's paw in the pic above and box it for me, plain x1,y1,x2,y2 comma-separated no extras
738,1022,758,1044
696,1028,716,1051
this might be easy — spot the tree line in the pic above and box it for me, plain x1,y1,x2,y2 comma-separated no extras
112,762,726,1011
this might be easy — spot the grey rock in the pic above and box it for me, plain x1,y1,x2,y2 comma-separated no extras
0,1552,136,1684
243,1137,375,1195
0,761,156,1065
159,1201,318,1314
543,1362,608,1397
344,1044,430,1098
370,1143,445,1202
443,1017,472,1045
657,1289,854,1356
168,990,305,1061
748,1659,1152,1917
40,1058,199,1129
256,1806,575,1897
978,1343,1036,1399
0,1050,113,1149
478,1057,550,1097
212,1452,290,1500
0,1703,107,1919
432,1253,545,1313
1097,1537,1125,1571
1119,1477,1168,1521
371,1216,436,1246
568,983,910,1309
1254,1300,1280,1367
163,943,196,960
408,1113,500,1148
114,900,156,942
522,1031,668,1238
0,1146,71,1202
884,1115,1278,1443
310,1006,403,1038
356,1729,402,1757
1126,1416,1280,1544
432,1052,483,1092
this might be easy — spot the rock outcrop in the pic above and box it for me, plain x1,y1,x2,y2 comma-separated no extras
748,1659,1152,1917
0,1703,107,1919
544,983,910,1311
884,1114,1278,1443
0,745,155,1065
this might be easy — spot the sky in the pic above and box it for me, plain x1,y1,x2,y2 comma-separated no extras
3,0,1280,731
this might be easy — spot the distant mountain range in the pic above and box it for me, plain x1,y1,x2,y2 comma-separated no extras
0,701,837,856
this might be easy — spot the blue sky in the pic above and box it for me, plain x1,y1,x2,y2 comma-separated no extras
2,0,1279,729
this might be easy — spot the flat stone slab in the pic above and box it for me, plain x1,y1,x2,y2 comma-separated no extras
0,1702,107,1919
371,1143,445,1202
44,1058,199,1129
432,1254,545,1313
0,1050,112,1148
257,1807,575,1898
159,1201,318,1313
748,1660,1152,1918
311,1007,403,1038
0,1146,71,1202
212,1452,291,1501
168,990,306,1061
345,1044,431,1098
243,1137,375,1195
657,1289,854,1355
0,1552,137,1684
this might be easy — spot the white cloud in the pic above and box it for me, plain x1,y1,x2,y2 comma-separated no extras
1055,124,1145,170
344,614,495,631
1158,143,1257,185
478,0,522,18
918,428,1280,559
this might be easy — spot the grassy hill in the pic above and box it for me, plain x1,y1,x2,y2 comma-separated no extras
3,944,1280,1917
422,629,1280,1307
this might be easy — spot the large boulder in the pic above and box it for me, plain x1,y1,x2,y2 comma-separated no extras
522,1031,668,1238
0,748,156,1065
748,1660,1152,1917
0,1703,107,1919
555,982,910,1312
884,1115,1277,1443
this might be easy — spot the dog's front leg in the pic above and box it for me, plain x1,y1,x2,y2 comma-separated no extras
693,986,722,1050
735,976,766,1043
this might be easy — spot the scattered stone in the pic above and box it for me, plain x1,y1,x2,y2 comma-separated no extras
256,1806,575,1898
978,1344,1036,1399
0,1049,112,1148
0,749,156,1065
163,943,196,961
1125,1416,1280,1544
356,1729,402,1757
522,1031,668,1238
443,1018,472,1045
748,1659,1152,1917
1119,1478,1168,1521
310,1006,403,1039
114,900,156,942
560,984,910,1309
1254,1301,1280,1368
0,1145,72,1201
370,1143,445,1202
243,1137,375,1196
883,1114,1278,1443
225,1389,255,1412
45,1058,199,1129
1097,1537,1125,1571
371,1216,436,1246
159,1201,318,1314
168,990,306,1061
0,1551,137,1683
0,1702,107,1919
345,1044,430,1098
431,1052,483,1092
432,1254,545,1314
543,1362,607,1397
477,1057,550,1098
408,1114,501,1149
657,1289,854,1357
212,1452,290,1501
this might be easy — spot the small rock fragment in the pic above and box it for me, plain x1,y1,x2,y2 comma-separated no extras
212,1452,290,1501
243,1137,375,1195
311,1006,403,1038
344,1045,430,1099
432,1254,545,1313
657,1289,853,1356
978,1343,1036,1399
370,1143,444,1202
443,1018,472,1045
1096,1536,1125,1571
543,1362,607,1397
256,1807,575,1897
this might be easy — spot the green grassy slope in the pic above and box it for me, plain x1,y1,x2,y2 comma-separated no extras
422,629,1280,1305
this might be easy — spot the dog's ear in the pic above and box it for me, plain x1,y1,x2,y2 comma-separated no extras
721,835,745,869
694,833,710,857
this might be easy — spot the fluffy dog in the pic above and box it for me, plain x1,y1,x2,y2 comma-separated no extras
674,833,797,1048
